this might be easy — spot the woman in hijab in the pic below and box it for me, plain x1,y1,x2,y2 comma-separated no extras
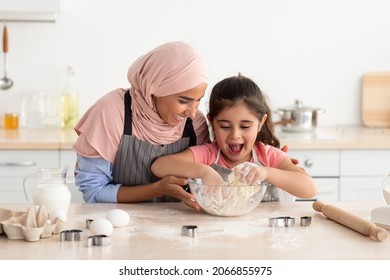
73,41,209,210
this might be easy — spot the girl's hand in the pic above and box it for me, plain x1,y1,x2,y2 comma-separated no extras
233,162,267,185
201,167,225,186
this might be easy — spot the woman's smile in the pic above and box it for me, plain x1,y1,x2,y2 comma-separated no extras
153,83,207,126
175,114,186,122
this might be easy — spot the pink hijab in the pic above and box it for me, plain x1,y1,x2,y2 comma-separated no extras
128,41,208,144
74,41,208,163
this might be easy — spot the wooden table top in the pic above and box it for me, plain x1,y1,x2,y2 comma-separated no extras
1,201,389,260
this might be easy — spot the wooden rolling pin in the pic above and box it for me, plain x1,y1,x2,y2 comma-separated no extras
313,201,388,242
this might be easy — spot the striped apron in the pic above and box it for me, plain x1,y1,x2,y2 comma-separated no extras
111,91,196,202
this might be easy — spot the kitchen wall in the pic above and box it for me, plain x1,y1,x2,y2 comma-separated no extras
0,0,389,128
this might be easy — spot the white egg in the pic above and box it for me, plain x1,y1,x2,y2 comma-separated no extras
90,218,113,236
49,208,67,223
106,209,130,228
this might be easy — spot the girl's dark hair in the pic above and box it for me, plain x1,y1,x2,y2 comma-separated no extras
208,74,280,148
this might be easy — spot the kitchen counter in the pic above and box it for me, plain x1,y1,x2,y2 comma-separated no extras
1,201,389,260
0,128,77,150
279,125,390,150
1,126,390,150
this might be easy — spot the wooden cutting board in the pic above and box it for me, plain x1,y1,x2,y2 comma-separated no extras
362,72,390,127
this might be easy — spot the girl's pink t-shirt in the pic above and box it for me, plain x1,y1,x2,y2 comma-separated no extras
189,141,287,169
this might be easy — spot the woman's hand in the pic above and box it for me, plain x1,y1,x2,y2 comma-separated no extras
154,176,201,210
281,144,299,165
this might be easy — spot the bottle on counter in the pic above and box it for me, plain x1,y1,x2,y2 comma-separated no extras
61,66,79,129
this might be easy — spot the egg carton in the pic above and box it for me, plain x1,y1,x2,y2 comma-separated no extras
0,205,66,242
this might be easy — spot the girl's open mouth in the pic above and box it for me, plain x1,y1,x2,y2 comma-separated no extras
229,143,243,154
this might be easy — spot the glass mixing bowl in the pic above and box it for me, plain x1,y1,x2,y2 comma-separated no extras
188,178,268,217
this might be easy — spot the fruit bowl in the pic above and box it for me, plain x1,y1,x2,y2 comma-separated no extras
188,178,268,217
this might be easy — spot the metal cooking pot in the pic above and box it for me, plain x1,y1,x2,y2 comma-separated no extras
275,99,325,132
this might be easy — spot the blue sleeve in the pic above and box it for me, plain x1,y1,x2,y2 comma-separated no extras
75,155,121,203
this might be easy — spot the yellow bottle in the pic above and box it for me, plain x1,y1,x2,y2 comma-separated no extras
61,66,79,129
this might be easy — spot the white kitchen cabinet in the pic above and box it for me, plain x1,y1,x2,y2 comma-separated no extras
339,150,390,201
0,149,83,203
288,149,390,202
286,150,340,201
288,150,340,177
0,150,58,203
303,178,339,202
59,150,84,203
339,177,384,201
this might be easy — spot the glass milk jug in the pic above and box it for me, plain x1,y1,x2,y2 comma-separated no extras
23,167,71,215
383,173,390,205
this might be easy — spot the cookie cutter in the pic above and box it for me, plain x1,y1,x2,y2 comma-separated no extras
87,234,111,247
269,216,295,227
60,229,82,241
86,219,94,229
182,225,198,237
300,216,312,227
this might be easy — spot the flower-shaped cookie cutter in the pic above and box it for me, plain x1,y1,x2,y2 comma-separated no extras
269,216,312,227
269,216,296,227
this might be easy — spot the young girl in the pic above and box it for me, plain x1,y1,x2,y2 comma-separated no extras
151,74,317,205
